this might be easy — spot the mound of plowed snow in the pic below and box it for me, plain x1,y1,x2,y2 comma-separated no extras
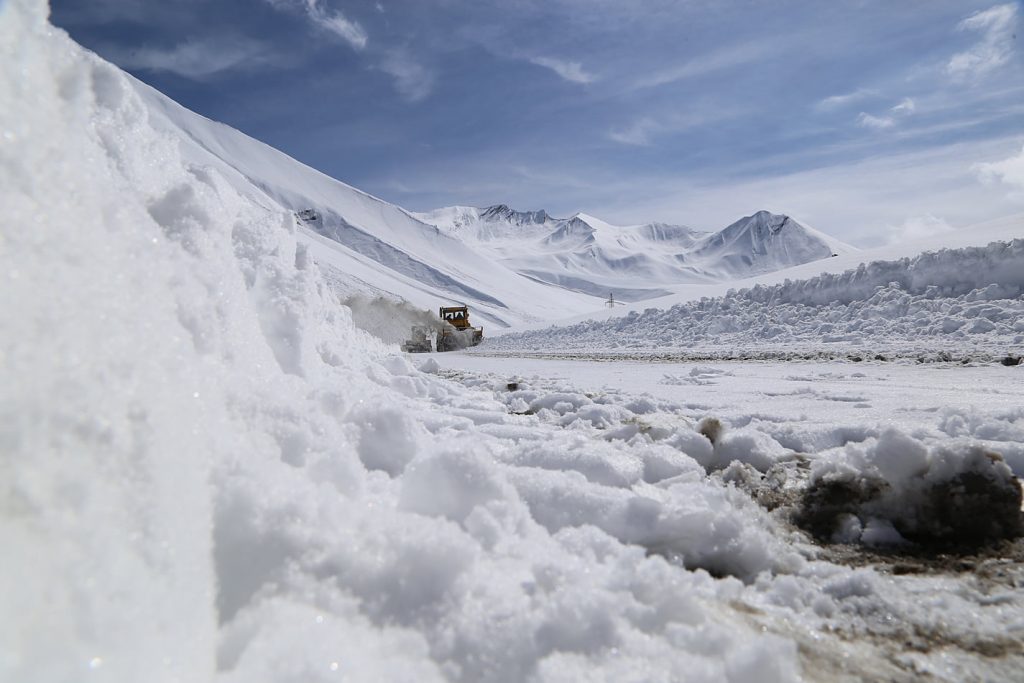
484,239,1024,359
0,2,799,680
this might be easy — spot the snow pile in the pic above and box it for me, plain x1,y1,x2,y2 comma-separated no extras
0,3,806,680
798,429,1023,547
435,362,1024,680
484,239,1024,359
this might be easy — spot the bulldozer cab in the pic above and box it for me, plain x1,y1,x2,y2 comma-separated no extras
439,306,472,330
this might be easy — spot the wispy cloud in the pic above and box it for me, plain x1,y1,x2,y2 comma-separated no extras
890,97,915,115
110,36,280,79
268,0,367,49
608,118,659,146
379,51,434,102
815,88,878,111
947,3,1018,78
632,42,773,90
973,143,1024,194
529,56,596,84
856,112,896,130
856,97,916,131
607,109,735,147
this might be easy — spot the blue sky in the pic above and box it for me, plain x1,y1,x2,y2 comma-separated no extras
52,0,1024,245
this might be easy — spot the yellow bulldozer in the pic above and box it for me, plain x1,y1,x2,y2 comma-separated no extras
437,305,483,352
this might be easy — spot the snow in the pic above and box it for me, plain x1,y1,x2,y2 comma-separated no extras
130,77,601,329
483,238,1024,360
415,205,855,304
3,2,1024,681
425,355,1024,679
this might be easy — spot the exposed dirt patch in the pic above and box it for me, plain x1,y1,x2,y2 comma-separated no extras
818,538,1024,585
794,477,889,541
790,449,1023,551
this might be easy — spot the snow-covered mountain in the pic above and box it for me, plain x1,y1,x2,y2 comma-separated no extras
416,205,856,302
687,211,850,277
122,78,858,322
131,83,602,329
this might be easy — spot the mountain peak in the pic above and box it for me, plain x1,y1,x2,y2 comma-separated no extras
745,210,789,228
481,204,551,225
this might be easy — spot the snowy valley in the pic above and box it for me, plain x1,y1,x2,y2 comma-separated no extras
128,67,858,329
3,2,1024,683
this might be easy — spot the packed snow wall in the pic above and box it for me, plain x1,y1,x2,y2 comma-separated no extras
0,1,417,679
487,239,1024,357
741,239,1024,307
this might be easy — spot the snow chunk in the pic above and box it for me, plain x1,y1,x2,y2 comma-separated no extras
418,356,441,374
400,448,511,523
798,428,1023,547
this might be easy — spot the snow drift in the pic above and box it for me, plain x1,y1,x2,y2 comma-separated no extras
484,239,1024,359
0,3,801,681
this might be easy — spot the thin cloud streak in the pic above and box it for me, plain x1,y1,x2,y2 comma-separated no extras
856,97,915,131
947,3,1018,78
267,0,368,49
607,109,733,147
890,97,915,115
379,51,434,102
856,112,895,130
608,118,658,146
304,0,367,48
109,36,281,79
815,88,878,111
631,41,774,90
529,57,596,84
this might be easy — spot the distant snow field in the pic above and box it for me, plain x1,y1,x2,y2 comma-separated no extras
3,1,1024,682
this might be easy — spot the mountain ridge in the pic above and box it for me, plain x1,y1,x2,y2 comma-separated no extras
414,205,857,301
125,68,859,317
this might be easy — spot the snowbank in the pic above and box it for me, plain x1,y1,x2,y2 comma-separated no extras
484,240,1024,359
0,3,801,680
